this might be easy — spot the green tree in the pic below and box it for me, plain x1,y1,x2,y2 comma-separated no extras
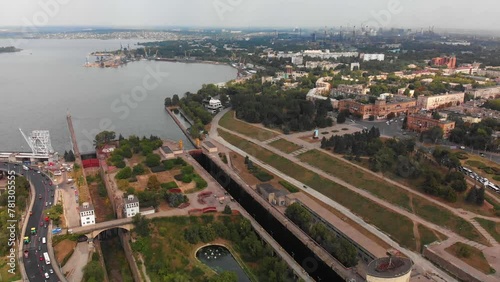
223,205,232,215
83,260,104,282
147,175,160,190
115,167,132,179
132,164,145,175
145,153,161,167
93,131,116,149
132,214,150,237
172,94,180,106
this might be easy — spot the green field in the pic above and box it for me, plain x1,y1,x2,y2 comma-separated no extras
269,139,302,154
219,129,417,250
417,224,441,252
475,218,500,243
219,111,279,141
412,199,487,245
298,150,412,211
297,150,487,245
445,242,495,274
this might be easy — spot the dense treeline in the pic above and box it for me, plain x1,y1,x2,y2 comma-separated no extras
132,215,295,282
482,99,500,111
230,80,334,132
448,117,500,151
321,127,381,155
285,203,358,267
321,129,472,203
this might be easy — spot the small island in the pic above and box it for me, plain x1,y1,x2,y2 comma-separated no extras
0,46,21,54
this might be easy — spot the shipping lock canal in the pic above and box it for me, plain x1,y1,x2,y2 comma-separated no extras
192,152,342,281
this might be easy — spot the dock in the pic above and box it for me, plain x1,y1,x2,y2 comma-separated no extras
165,106,198,148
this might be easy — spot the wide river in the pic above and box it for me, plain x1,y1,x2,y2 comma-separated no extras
0,39,236,153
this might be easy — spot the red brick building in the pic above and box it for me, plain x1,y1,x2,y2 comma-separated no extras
431,56,456,69
407,114,455,137
338,97,416,120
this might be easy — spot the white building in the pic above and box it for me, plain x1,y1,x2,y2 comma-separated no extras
205,98,222,113
79,202,95,226
361,53,385,61
291,55,303,65
124,194,140,218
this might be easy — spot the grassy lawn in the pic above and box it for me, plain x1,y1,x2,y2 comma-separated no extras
445,242,495,274
0,257,21,281
298,150,412,211
417,224,442,252
219,129,416,250
475,218,500,243
269,139,302,154
219,111,279,141
412,198,488,245
297,150,488,244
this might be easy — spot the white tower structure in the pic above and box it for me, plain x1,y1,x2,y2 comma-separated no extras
19,129,54,156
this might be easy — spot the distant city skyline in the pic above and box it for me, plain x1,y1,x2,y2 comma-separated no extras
1,0,499,32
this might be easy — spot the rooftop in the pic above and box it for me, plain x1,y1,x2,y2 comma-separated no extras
257,183,289,197
161,146,173,154
124,195,139,205
366,257,412,278
80,203,94,213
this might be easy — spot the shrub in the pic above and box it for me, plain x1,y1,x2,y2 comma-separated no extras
181,165,194,175
182,174,192,183
114,160,126,168
116,167,132,179
254,171,273,182
160,181,178,189
133,164,146,175
150,166,166,173
117,179,129,191
279,181,299,193
174,157,186,166
144,153,161,167
129,176,138,183
163,160,175,170
223,205,232,214
493,175,500,181
482,167,495,174
193,175,207,189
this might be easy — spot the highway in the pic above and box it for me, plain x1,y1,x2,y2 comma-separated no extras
1,162,60,282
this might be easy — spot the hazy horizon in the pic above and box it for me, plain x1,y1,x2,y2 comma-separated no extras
1,0,500,32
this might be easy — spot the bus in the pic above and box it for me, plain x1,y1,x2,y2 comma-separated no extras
43,252,50,265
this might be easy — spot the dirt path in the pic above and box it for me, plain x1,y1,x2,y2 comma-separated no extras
413,222,421,253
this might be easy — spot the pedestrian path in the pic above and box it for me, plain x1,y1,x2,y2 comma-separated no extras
290,147,311,157
262,136,282,144
470,219,499,247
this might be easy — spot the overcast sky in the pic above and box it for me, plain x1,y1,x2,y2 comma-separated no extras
0,0,498,31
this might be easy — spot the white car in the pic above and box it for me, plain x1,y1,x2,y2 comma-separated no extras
460,146,465,150
44,272,49,278
49,269,54,274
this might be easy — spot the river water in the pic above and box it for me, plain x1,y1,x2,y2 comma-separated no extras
0,39,236,153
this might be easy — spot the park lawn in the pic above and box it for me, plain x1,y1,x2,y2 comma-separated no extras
445,242,495,274
298,150,412,211
219,111,279,141
417,224,443,252
0,257,21,281
411,198,488,246
269,139,302,154
298,150,488,245
475,218,500,243
219,129,417,250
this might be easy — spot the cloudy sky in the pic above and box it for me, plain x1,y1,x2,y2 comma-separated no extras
0,0,498,31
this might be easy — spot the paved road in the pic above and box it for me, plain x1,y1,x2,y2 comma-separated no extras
1,162,60,282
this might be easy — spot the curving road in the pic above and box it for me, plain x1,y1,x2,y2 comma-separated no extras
1,162,60,282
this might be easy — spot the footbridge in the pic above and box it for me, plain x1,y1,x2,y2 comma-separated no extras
71,217,134,238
